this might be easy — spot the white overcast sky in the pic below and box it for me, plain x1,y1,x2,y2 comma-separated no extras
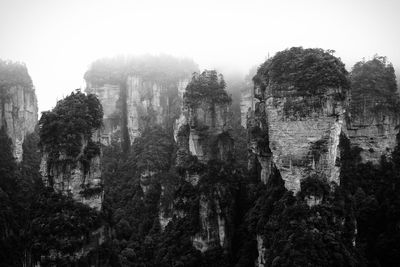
0,0,399,112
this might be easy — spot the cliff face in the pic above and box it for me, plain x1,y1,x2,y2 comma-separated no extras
0,62,38,161
39,134,103,210
39,91,103,210
264,86,347,191
165,71,235,253
346,95,400,163
84,55,197,147
86,77,189,145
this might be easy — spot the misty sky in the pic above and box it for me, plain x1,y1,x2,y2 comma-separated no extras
0,0,399,112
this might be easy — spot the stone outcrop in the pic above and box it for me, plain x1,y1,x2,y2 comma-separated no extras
40,133,103,210
172,71,235,253
84,55,196,146
248,85,347,192
86,77,190,145
0,64,38,161
240,83,253,128
263,86,347,192
192,186,232,253
176,101,232,167
345,95,400,163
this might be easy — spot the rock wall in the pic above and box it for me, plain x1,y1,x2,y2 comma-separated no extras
346,95,400,163
86,77,189,145
192,189,230,253
0,85,38,161
265,87,346,192
247,84,347,192
176,101,232,165
240,83,253,128
40,134,103,210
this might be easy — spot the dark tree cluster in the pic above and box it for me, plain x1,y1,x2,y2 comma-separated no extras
39,90,103,172
253,47,350,94
184,70,231,108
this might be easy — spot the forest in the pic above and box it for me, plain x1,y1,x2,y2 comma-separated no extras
0,50,400,267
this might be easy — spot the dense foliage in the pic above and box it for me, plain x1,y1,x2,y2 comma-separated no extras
39,90,103,173
340,133,400,266
350,56,399,114
0,59,33,90
0,127,102,266
184,70,231,108
253,47,350,94
351,56,397,97
3,51,400,267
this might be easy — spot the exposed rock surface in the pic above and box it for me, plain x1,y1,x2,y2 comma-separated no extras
40,134,103,210
264,86,347,192
0,69,38,161
346,95,400,163
86,77,190,145
240,83,253,128
167,71,235,253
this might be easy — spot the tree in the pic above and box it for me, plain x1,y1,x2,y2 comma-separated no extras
253,47,350,94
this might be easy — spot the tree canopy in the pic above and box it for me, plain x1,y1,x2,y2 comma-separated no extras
253,47,350,94
39,90,103,165
184,70,231,108
0,59,33,90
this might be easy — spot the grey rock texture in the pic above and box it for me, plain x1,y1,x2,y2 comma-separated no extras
40,134,103,210
0,85,38,161
346,95,400,163
86,77,190,145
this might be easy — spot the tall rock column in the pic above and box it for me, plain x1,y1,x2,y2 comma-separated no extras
39,91,103,210
264,86,347,191
0,60,38,161
173,70,235,253
84,55,196,146
346,57,400,163
250,47,350,192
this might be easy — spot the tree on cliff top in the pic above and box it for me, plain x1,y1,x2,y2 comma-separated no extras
0,60,33,90
253,47,350,94
184,70,231,108
39,90,103,165
350,55,398,102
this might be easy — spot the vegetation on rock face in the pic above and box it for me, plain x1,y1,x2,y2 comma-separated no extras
0,59,33,90
253,47,350,94
0,125,102,266
184,70,231,108
39,90,103,173
339,133,400,266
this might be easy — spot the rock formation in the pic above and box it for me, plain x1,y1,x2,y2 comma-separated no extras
0,60,38,161
39,91,103,210
345,57,400,163
345,96,400,163
263,86,347,191
84,55,197,146
248,47,350,192
173,70,234,253
39,134,103,210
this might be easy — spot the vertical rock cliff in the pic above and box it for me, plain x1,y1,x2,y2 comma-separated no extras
250,47,350,192
263,86,347,191
346,57,400,163
39,91,103,210
171,70,236,253
84,55,197,146
0,60,38,161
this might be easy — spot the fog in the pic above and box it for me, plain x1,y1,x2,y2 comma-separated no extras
0,0,399,112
